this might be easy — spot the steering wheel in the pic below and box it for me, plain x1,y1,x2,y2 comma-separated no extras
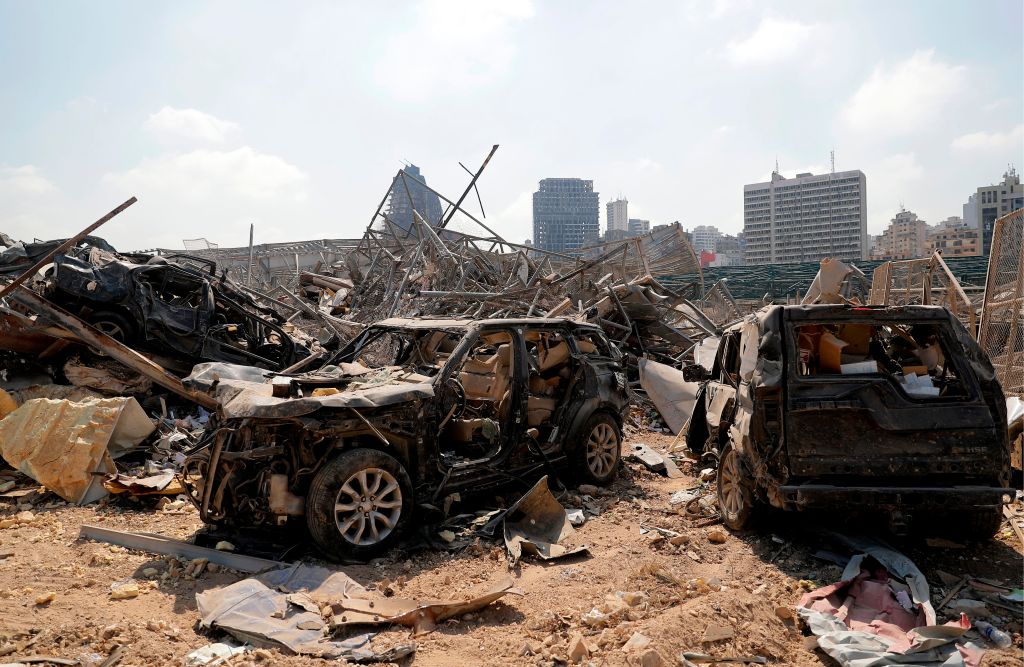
445,376,466,419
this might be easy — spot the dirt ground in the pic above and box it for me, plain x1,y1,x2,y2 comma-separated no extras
0,431,1020,667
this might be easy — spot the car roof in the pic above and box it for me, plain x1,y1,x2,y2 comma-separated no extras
780,303,953,320
373,317,598,331
723,304,954,334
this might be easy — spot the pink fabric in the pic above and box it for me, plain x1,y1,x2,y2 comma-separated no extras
800,567,980,667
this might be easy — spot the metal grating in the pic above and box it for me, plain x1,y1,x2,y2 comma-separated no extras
979,209,1024,397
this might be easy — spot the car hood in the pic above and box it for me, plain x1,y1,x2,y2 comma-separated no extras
185,362,434,419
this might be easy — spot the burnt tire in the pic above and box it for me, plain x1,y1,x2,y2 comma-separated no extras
717,441,760,531
571,412,622,486
306,448,413,561
87,310,135,344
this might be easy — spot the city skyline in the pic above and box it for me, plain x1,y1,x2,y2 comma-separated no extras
1,1,1021,251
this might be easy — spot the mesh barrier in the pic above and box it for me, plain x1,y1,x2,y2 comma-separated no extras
868,263,890,305
979,209,1024,397
701,280,741,327
928,254,977,335
867,253,979,335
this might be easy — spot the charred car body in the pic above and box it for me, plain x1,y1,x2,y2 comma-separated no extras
685,304,1012,539
182,317,629,560
39,244,308,371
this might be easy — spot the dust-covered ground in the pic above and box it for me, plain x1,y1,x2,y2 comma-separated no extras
0,431,1020,666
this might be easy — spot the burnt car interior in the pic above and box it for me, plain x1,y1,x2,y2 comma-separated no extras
330,327,460,389
524,330,574,442
793,320,967,399
442,331,515,461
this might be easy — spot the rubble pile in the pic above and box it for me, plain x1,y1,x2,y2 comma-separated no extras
0,163,1019,665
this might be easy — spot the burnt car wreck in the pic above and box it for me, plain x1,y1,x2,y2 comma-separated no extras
36,239,310,372
181,317,630,560
684,303,1013,539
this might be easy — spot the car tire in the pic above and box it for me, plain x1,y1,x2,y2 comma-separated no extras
717,441,760,531
306,448,413,561
571,412,622,486
87,310,136,344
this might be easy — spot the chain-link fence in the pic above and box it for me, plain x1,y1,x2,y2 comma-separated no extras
867,253,978,335
979,209,1024,397
700,280,742,327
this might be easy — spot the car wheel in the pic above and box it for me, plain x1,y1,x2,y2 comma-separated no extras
87,311,135,344
306,448,413,561
572,412,621,485
717,441,760,531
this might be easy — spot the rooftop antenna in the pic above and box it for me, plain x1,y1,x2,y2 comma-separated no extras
828,149,835,256
774,156,779,174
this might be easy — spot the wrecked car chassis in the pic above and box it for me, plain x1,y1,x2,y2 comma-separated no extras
182,317,630,560
686,304,1012,538
184,406,422,526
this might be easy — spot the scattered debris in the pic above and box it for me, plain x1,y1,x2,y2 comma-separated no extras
183,641,251,666
79,524,284,573
624,442,670,475
504,476,589,564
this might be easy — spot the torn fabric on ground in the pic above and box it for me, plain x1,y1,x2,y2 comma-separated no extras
796,543,985,667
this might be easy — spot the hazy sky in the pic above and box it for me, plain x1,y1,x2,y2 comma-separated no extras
1,1,1022,251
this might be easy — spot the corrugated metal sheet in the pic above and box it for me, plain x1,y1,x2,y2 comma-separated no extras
0,397,154,504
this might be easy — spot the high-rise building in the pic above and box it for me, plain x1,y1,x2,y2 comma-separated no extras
690,225,722,254
606,198,628,233
872,208,928,260
926,216,980,257
974,167,1023,253
628,218,650,235
962,194,979,231
532,178,600,252
385,164,444,232
743,169,867,265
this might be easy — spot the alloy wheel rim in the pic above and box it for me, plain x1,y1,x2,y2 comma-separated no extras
94,321,125,340
334,467,402,546
719,450,744,518
586,422,619,477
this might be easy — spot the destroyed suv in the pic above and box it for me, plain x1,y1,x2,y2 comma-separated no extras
183,317,629,560
43,252,307,371
685,304,1011,539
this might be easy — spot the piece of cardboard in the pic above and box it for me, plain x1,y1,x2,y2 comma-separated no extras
819,333,849,373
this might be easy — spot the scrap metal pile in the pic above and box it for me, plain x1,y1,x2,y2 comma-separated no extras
285,146,732,373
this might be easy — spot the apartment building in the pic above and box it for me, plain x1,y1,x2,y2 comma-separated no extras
872,209,928,260
690,225,721,254
975,167,1023,253
926,216,980,257
743,169,867,265
606,198,628,233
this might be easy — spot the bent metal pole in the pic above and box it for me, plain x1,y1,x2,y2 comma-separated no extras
0,196,138,301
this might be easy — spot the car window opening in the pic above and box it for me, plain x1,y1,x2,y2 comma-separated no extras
794,321,966,398
344,328,460,376
442,331,515,462
524,330,577,442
